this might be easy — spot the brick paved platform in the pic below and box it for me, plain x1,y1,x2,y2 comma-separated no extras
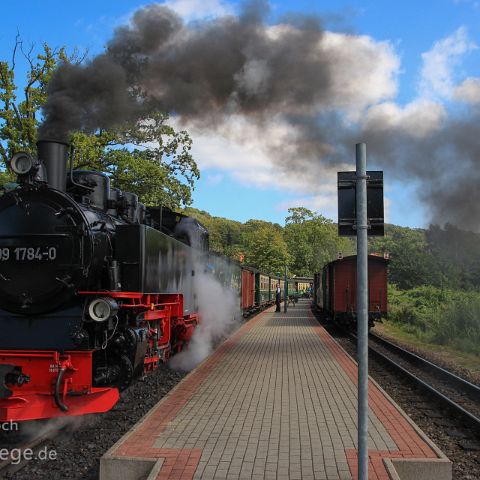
101,301,451,480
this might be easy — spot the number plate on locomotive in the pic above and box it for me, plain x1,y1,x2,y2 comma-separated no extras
0,235,69,263
0,246,58,262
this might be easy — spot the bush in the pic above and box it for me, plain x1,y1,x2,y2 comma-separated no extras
432,294,480,355
387,284,480,355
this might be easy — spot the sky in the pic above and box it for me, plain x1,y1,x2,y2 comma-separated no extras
2,0,480,228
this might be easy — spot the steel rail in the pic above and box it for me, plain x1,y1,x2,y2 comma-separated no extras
347,332,480,436
369,332,480,399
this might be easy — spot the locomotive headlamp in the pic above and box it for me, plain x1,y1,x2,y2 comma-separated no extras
88,297,119,322
9,152,34,175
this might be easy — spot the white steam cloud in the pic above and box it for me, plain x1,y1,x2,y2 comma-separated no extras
169,261,241,371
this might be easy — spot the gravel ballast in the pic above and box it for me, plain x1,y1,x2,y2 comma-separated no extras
324,320,480,480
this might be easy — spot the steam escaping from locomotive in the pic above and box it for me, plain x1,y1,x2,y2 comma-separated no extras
169,262,240,372
38,1,480,230
168,219,240,371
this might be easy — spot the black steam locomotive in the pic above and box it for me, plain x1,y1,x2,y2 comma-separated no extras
0,140,220,422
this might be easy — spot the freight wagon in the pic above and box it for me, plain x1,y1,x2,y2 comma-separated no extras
313,254,388,328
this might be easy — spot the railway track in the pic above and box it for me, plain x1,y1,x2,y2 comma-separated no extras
363,332,480,437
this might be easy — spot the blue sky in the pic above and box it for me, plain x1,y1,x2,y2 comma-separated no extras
3,0,480,227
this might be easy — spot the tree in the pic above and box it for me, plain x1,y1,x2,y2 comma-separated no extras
425,223,480,289
0,39,198,208
284,207,354,276
243,221,291,274
369,225,442,289
182,207,246,257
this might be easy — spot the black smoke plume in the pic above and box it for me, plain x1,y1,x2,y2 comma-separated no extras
39,1,331,139
39,2,480,230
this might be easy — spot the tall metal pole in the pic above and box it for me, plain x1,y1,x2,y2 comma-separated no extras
356,143,369,480
284,265,288,313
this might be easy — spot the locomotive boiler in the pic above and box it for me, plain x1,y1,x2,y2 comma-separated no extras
0,140,209,421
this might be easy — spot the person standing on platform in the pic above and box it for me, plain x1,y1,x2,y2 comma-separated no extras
275,284,281,312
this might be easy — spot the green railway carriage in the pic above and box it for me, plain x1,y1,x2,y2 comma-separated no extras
255,273,271,306
287,283,299,298
247,272,315,312
289,277,313,297
269,277,277,300
269,277,284,295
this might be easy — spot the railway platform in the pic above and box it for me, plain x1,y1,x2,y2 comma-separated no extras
100,300,451,480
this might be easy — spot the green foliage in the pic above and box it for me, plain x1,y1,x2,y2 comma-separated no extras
370,223,480,291
183,207,353,277
183,207,244,256
70,116,198,208
426,223,480,290
388,284,447,332
182,208,291,274
0,40,198,208
0,42,63,166
388,284,480,355
242,220,291,275
369,225,441,289
284,207,354,276
433,295,480,354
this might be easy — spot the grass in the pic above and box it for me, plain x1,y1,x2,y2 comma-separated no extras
373,321,480,375
379,284,480,376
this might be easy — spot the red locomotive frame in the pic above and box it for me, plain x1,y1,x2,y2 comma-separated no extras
0,292,198,422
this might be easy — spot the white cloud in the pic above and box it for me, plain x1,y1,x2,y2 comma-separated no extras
320,32,400,119
185,114,352,197
419,26,476,99
179,26,402,213
453,77,480,103
258,25,400,120
170,22,477,224
163,0,233,20
363,99,446,138
275,187,338,221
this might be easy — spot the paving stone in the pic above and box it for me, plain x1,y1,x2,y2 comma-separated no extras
103,302,447,480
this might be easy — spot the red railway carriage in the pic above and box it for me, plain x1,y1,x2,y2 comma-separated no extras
314,254,388,328
241,268,256,314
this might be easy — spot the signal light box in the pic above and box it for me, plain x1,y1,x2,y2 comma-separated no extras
337,171,384,236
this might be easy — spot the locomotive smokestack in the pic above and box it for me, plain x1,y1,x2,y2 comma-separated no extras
37,140,69,192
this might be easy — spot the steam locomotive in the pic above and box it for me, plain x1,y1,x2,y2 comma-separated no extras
0,139,311,423
0,139,233,422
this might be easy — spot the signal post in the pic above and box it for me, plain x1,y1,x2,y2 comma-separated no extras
337,144,384,480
